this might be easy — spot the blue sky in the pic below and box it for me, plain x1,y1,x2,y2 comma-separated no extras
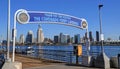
0,0,120,40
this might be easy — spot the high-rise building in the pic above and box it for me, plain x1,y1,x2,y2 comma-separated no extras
19,34,24,44
0,35,3,44
67,35,70,43
85,32,87,39
80,38,84,43
70,37,74,43
12,29,17,42
12,29,14,40
59,33,63,43
74,34,80,44
26,30,34,43
2,40,7,45
96,31,99,42
37,25,44,43
54,35,59,43
89,31,93,42
119,36,120,40
61,34,69,44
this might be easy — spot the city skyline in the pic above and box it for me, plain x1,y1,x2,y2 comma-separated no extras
0,0,120,41
12,29,120,43
1,28,120,45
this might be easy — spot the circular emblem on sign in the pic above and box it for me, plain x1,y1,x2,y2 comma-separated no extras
82,20,87,29
16,10,29,24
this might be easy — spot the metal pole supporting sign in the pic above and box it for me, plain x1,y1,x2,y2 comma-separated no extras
12,9,29,62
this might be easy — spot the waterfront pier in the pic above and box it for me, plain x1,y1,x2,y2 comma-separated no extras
7,54,117,69
0,0,120,69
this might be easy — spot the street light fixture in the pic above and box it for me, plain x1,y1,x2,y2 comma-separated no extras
98,4,104,53
97,5,110,69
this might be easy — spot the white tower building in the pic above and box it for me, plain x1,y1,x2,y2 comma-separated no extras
19,34,24,44
37,25,44,43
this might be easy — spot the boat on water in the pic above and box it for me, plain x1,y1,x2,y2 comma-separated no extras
22,46,35,54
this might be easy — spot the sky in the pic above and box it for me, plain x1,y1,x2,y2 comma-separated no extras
0,0,120,41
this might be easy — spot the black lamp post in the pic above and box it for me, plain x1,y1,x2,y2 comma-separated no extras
98,4,104,53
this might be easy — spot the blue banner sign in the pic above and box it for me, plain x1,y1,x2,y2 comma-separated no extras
16,9,87,29
28,12,83,27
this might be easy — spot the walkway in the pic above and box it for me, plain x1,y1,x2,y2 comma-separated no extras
24,63,116,69
12,54,51,68
14,54,116,69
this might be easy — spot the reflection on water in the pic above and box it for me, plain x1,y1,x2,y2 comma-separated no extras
0,45,120,63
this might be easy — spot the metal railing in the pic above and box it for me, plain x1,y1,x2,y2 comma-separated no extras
20,48,74,63
14,47,101,64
